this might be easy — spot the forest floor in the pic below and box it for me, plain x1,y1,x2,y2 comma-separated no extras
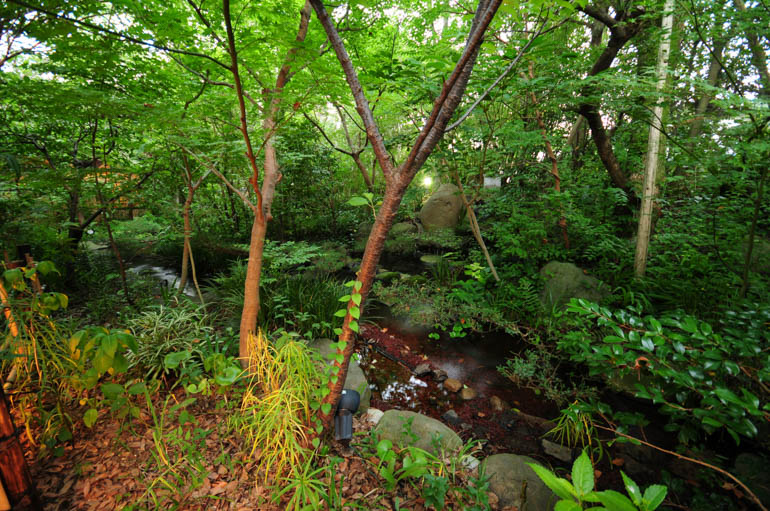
19,388,498,511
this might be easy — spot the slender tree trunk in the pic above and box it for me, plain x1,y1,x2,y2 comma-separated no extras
179,188,194,292
740,167,767,297
634,0,675,278
526,63,569,248
688,41,723,142
453,171,500,280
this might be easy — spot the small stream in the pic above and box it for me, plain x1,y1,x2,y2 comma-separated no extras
127,263,197,298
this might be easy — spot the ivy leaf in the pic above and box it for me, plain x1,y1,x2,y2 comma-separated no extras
348,321,359,333
352,294,362,306
350,306,360,319
321,403,332,415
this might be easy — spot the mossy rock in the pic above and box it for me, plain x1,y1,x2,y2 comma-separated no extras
391,222,417,236
418,184,464,231
483,454,558,511
374,410,462,454
420,254,444,266
375,271,402,283
539,261,608,309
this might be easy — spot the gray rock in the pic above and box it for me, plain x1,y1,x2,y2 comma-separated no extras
540,261,609,309
375,410,462,455
418,184,464,231
413,363,432,377
308,338,371,413
433,369,448,382
460,387,477,400
483,454,558,511
442,409,461,425
541,439,572,462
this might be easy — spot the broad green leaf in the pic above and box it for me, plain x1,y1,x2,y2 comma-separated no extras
321,403,332,415
350,306,360,319
554,500,582,511
594,490,637,511
527,463,576,501
642,484,667,510
347,196,369,206
621,472,642,505
352,294,362,306
572,450,594,496
348,321,359,333
83,408,98,428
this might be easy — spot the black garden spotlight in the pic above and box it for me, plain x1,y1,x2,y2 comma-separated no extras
334,389,360,444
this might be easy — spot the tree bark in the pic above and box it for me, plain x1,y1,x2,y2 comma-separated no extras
634,0,675,278
310,0,503,432
0,385,40,510
577,4,645,201
688,40,723,142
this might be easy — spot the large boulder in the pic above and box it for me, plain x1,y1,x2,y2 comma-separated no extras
419,184,464,231
540,261,608,309
374,410,462,455
308,338,371,413
483,454,558,511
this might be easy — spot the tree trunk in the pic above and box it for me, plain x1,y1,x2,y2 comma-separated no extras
453,171,500,280
310,0,503,432
179,189,193,293
734,0,770,98
0,386,40,510
238,216,267,364
634,0,675,278
688,41,723,142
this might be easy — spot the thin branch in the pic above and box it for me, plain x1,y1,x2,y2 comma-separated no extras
171,55,259,107
178,145,256,213
302,112,353,156
446,20,547,133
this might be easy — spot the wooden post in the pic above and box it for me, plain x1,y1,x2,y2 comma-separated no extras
0,386,40,510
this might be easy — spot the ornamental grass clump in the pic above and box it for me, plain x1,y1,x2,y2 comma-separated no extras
235,330,321,483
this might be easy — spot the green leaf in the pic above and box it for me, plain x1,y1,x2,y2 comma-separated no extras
347,196,369,206
352,293,362,306
321,403,332,415
621,472,642,506
36,260,59,276
350,306,360,319
348,321,359,333
554,501,582,511
101,383,125,400
83,408,98,428
594,490,637,511
354,281,363,291
334,309,347,317
127,382,147,395
312,437,320,448
527,463,576,501
3,268,23,286
572,450,594,496
642,484,667,510
338,295,351,302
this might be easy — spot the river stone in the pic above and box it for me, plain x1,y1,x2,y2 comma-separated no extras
444,378,462,392
413,363,432,377
442,409,461,425
483,454,558,511
375,410,462,454
460,387,477,400
419,184,464,231
308,338,370,413
540,261,608,309
375,271,401,283
490,396,507,412
366,408,384,425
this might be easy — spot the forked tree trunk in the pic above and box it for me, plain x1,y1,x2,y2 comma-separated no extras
310,0,503,431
